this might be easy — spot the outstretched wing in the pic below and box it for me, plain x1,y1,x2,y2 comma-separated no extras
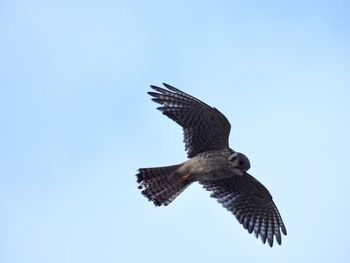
199,173,287,247
148,83,231,158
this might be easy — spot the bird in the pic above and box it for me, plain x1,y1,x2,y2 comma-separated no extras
136,83,287,247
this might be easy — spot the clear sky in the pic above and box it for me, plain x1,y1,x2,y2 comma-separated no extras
1,0,349,262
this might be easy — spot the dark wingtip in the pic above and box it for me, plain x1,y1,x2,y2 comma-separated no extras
150,84,159,90
281,224,287,235
248,224,254,234
163,83,181,93
151,98,165,105
148,91,160,98
149,85,170,94
162,83,172,88
153,200,162,206
262,235,267,245
275,230,282,245
268,237,273,247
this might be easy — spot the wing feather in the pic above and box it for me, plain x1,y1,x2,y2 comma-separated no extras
200,173,287,247
149,83,231,158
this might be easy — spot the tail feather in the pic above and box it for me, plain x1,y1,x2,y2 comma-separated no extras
136,164,192,206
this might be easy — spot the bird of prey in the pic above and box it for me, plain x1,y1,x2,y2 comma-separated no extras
136,83,287,247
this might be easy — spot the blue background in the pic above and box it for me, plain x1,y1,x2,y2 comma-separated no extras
1,1,349,262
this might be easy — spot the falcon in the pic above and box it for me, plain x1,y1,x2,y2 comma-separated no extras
136,83,287,247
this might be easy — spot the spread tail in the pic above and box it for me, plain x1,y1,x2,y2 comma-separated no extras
136,164,192,206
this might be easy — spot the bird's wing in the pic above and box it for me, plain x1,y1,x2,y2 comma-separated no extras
148,83,231,158
199,173,287,247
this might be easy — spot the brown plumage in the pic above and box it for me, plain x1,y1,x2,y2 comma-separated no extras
136,83,287,247
137,164,191,206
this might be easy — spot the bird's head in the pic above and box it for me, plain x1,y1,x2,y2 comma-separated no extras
228,151,251,172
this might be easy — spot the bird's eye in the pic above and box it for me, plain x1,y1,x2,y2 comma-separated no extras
229,155,237,162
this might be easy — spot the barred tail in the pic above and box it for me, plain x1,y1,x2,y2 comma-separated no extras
136,164,192,206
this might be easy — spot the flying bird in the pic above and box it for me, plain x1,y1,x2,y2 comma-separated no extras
136,83,287,247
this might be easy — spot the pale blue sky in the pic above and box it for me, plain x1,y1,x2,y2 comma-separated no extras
1,1,349,262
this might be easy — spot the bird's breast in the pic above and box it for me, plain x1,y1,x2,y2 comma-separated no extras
178,157,207,176
179,150,233,181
